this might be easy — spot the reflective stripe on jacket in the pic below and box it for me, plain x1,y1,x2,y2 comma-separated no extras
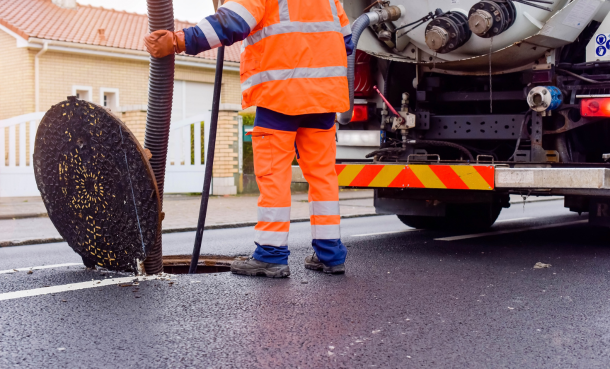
182,0,353,115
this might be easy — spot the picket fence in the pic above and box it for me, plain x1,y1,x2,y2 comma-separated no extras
0,112,211,197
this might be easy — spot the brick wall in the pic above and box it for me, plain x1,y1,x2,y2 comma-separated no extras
120,110,147,144
0,31,35,119
0,35,242,121
1,31,35,164
213,111,240,179
36,51,241,115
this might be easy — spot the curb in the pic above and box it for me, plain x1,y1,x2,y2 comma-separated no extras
0,213,48,220
0,198,564,247
0,237,66,247
0,197,562,221
0,212,382,247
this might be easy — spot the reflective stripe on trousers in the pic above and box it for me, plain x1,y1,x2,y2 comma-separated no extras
254,206,291,246
309,201,340,240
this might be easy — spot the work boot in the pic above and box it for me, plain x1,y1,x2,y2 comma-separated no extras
231,257,291,278
304,253,345,274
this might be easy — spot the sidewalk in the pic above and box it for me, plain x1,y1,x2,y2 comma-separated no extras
0,191,564,247
0,189,376,246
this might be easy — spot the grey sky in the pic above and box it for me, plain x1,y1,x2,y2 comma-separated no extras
77,0,215,23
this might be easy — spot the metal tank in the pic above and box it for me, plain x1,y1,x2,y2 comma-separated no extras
344,0,609,74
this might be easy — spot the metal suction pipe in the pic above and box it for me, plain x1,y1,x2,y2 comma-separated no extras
143,0,176,274
337,6,403,125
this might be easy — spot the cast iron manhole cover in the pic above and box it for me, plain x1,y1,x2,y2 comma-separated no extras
34,97,160,272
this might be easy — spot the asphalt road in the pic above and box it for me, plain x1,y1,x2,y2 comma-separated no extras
1,199,609,368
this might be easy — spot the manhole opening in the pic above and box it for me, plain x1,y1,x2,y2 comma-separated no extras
162,255,246,274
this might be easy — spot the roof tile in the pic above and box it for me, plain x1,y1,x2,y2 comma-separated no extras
0,0,240,62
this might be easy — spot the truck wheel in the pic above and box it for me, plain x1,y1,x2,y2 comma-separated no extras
397,202,502,231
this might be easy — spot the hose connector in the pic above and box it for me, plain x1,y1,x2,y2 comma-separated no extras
368,5,403,24
337,6,403,125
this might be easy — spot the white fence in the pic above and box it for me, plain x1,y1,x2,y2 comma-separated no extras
0,112,45,197
165,111,211,193
0,111,210,197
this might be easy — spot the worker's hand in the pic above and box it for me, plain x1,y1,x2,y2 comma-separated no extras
144,30,186,58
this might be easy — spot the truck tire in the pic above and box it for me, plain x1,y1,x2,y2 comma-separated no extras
397,202,502,231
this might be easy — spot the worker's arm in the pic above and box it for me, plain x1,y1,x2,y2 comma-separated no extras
183,0,264,55
335,0,354,56
144,0,264,58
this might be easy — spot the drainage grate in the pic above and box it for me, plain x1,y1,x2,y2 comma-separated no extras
162,255,246,274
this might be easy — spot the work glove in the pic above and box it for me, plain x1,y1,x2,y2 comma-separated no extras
144,30,186,58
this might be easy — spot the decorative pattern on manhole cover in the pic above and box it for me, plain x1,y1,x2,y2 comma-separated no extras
34,97,160,271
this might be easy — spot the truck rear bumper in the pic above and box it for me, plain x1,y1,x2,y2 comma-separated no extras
292,164,610,192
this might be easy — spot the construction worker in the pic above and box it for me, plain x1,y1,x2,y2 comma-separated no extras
144,0,353,277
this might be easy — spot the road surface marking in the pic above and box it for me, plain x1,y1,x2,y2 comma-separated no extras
351,229,420,237
0,263,83,274
434,220,587,241
495,217,532,223
0,276,152,301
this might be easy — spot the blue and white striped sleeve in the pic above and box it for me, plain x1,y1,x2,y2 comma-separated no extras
183,2,259,55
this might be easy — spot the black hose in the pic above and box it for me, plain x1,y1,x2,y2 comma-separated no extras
366,139,474,161
559,61,610,70
365,147,404,158
411,139,474,161
337,13,372,124
143,0,175,275
556,68,606,84
189,46,224,274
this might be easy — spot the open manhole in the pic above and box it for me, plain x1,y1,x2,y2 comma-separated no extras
162,255,247,274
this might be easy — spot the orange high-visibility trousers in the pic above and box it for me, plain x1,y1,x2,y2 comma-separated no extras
250,108,346,266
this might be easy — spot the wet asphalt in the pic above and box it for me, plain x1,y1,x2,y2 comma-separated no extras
1,199,610,368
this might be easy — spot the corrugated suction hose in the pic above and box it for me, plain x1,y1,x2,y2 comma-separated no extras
337,6,403,125
143,0,175,274
337,14,371,125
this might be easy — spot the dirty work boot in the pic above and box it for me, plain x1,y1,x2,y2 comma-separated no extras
304,253,345,274
231,257,291,278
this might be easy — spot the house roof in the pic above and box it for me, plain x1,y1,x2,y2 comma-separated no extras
0,0,241,63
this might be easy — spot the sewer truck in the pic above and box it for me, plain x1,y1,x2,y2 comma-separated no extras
292,0,610,229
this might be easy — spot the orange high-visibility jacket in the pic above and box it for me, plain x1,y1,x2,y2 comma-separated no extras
182,0,352,115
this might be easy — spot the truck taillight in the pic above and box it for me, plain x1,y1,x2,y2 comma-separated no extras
354,51,373,97
581,98,610,117
351,104,368,122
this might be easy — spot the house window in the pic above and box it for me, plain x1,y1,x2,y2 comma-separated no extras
100,88,119,110
72,85,92,101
